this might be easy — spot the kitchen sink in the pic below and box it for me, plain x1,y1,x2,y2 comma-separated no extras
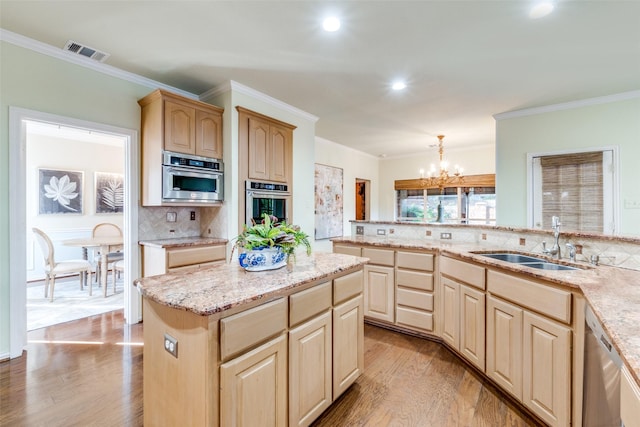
474,252,579,271
523,262,578,271
479,253,545,263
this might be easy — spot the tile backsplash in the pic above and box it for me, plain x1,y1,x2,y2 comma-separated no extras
352,221,640,271
138,207,206,240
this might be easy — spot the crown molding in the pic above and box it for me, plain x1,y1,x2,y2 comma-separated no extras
201,80,319,123
494,90,640,120
0,28,197,99
315,136,379,160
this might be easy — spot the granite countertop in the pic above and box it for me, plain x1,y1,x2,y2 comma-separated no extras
333,235,640,386
135,252,368,317
138,236,228,248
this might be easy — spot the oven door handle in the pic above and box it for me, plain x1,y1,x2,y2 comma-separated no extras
247,190,291,198
166,166,222,179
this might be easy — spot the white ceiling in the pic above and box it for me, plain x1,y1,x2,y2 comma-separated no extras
2,1,639,157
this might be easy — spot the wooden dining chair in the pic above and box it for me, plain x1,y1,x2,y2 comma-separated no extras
92,223,124,287
32,227,93,301
112,259,124,293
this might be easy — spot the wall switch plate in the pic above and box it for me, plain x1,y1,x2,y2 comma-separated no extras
440,232,452,240
164,333,178,358
190,211,196,220
166,212,177,222
356,226,364,235
377,229,386,236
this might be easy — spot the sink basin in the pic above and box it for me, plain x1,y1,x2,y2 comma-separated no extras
479,253,545,263
475,252,580,271
523,262,578,271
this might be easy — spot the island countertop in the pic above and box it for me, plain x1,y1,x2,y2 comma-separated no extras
134,252,368,317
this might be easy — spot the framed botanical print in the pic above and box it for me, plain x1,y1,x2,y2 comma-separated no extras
95,172,124,214
38,168,83,214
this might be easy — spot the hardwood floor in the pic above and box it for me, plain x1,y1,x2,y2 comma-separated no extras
1,312,541,427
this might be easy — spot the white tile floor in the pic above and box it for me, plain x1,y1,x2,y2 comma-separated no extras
27,273,125,331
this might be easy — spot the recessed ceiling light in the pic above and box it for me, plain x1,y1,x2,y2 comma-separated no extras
392,81,407,91
323,17,341,32
529,2,554,19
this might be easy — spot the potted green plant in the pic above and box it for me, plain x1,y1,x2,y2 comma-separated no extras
231,214,311,271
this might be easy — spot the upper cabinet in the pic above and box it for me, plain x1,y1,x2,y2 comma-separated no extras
238,107,295,184
139,89,223,159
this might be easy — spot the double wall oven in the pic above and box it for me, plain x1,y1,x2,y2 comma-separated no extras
245,180,290,225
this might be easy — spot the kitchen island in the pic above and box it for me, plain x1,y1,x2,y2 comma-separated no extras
135,252,368,427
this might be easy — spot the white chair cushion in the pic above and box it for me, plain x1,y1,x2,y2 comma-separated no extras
49,259,92,275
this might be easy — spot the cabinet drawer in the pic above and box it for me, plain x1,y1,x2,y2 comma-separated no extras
166,244,226,268
220,298,287,361
362,247,394,266
333,270,364,305
397,288,433,311
289,281,332,327
440,256,485,290
487,270,571,324
396,251,434,271
333,244,362,257
396,269,433,292
396,307,434,332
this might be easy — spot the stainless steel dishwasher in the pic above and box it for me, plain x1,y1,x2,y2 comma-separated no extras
583,304,623,427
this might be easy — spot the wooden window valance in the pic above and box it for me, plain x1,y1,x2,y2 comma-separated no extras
394,173,496,191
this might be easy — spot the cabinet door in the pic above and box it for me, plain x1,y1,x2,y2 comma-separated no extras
269,123,290,183
621,365,640,427
195,109,222,158
522,311,571,427
220,333,287,427
440,276,460,349
164,100,195,154
459,284,485,371
333,295,364,398
486,296,523,399
247,116,270,181
364,265,395,322
289,311,332,427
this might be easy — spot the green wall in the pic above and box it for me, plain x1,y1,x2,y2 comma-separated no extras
0,41,155,356
495,96,640,236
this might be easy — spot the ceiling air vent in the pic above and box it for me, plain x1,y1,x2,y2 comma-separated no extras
63,40,110,63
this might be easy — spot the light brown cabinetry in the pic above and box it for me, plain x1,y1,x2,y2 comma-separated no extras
622,365,640,427
220,334,288,427
487,270,572,427
141,243,226,277
440,256,486,371
247,116,291,183
395,251,435,333
362,247,395,323
138,89,224,206
333,294,364,397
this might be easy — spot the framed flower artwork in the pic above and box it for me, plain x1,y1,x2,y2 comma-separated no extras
38,168,83,214
95,172,124,214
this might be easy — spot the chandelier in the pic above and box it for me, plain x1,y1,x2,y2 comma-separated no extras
419,135,464,191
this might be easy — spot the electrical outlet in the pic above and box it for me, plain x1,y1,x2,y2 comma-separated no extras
356,226,364,235
190,211,196,220
389,228,394,234
377,229,386,236
440,232,452,240
166,212,177,222
164,333,178,358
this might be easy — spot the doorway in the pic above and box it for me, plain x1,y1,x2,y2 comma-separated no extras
25,121,126,330
8,107,141,359
355,179,370,221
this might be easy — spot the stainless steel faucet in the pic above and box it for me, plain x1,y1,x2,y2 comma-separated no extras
542,216,562,259
565,243,576,262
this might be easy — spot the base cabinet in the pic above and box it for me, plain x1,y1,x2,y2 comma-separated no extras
621,365,640,427
289,311,332,427
333,295,365,398
220,334,288,427
522,311,571,427
364,265,395,323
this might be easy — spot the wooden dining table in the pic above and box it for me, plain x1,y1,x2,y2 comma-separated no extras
63,236,124,297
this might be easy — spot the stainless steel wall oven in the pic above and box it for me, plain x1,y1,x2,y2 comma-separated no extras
245,180,290,225
162,151,223,203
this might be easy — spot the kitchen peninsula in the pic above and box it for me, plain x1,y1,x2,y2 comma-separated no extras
134,252,368,427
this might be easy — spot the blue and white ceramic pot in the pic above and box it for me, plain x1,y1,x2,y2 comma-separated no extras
238,246,287,271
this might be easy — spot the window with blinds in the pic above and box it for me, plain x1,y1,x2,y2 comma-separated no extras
539,152,604,232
